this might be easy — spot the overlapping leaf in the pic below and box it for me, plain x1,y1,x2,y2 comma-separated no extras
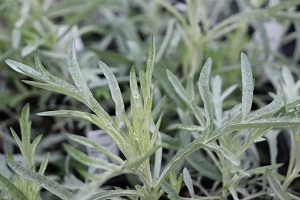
6,157,74,200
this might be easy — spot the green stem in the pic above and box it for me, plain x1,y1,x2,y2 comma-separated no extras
229,187,239,200
155,135,207,189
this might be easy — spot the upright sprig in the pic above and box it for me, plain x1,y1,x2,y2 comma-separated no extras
162,53,300,199
6,38,300,199
0,104,54,200
6,37,163,200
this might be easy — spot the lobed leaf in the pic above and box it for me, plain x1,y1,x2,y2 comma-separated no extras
6,157,74,200
241,53,254,120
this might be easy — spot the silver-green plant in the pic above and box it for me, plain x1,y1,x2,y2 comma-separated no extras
0,104,50,200
5,37,163,200
4,38,300,199
166,54,300,199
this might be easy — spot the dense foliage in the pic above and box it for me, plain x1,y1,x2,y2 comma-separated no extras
1,0,300,199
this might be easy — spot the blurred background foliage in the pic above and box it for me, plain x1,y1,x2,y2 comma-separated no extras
1,0,300,198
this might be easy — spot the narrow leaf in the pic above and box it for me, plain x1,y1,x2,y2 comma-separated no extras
0,173,28,200
187,155,222,181
150,113,163,147
241,53,254,120
223,174,240,190
33,152,50,194
67,40,91,96
204,143,240,166
246,164,283,175
67,41,111,120
122,145,162,169
227,117,300,130
248,79,284,120
154,132,162,179
167,70,205,126
38,110,127,152
98,60,125,130
183,168,195,197
238,128,269,155
266,170,291,200
6,59,43,79
67,134,123,164
167,70,191,106
177,125,205,132
157,134,207,188
63,144,119,171
22,81,86,104
38,110,96,123
146,35,155,84
139,70,150,107
6,157,74,200
161,181,183,200
38,153,50,175
130,66,143,120
87,190,146,200
6,58,78,98
10,128,23,154
34,55,80,92
31,134,43,157
221,84,238,101
199,58,214,131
